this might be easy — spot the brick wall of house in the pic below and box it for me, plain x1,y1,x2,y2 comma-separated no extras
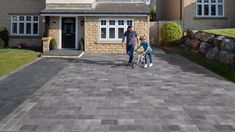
226,0,235,27
0,0,45,48
47,17,85,49
9,38,42,49
0,0,9,28
84,16,150,54
183,0,235,30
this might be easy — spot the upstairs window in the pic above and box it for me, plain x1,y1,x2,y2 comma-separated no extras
11,16,39,36
196,0,224,17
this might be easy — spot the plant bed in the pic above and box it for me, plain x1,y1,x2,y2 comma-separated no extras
162,46,235,83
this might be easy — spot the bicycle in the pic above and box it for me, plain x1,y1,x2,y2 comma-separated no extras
131,51,146,68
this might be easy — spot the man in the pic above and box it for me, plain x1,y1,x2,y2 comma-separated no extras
122,25,139,65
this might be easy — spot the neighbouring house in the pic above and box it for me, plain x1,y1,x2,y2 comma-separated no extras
157,0,235,30
0,0,152,53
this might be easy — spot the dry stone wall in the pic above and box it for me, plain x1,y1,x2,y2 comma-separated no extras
181,30,235,66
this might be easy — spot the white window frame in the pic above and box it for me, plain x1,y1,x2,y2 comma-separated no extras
196,0,224,17
11,16,39,36
99,19,134,41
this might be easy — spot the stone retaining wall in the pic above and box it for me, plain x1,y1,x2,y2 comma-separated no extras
181,30,235,66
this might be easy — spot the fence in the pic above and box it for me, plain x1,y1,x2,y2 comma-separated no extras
149,22,158,45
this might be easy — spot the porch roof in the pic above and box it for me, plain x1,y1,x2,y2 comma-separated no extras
41,3,151,16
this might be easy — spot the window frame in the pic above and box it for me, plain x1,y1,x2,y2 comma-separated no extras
99,19,134,41
11,16,39,36
196,0,224,17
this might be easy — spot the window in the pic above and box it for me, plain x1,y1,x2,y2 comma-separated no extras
118,28,124,39
118,20,124,25
109,28,115,38
11,16,39,36
99,19,134,40
127,20,133,26
109,20,115,25
101,28,106,39
196,0,224,17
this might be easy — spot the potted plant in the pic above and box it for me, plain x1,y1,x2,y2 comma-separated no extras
50,38,57,50
79,38,84,51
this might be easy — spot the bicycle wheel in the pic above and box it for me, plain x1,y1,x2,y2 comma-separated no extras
132,58,137,68
132,63,136,68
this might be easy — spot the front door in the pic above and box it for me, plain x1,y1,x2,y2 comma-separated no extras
62,18,76,48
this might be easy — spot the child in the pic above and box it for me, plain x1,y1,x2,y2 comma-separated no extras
136,35,153,68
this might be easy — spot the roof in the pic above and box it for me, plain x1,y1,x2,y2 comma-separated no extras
41,3,151,15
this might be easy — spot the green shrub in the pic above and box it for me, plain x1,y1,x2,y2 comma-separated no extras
79,38,84,51
49,38,57,50
150,6,157,21
160,22,183,46
0,26,9,48
0,38,5,49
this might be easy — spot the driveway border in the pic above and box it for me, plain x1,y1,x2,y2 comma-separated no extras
0,58,42,81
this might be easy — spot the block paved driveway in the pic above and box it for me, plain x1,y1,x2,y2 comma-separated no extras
0,50,235,132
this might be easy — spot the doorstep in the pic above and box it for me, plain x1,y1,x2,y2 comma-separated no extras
41,49,84,59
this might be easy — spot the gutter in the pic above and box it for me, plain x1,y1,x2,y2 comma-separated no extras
40,12,150,17
180,0,183,20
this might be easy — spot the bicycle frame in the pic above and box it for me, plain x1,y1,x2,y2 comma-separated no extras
131,51,145,68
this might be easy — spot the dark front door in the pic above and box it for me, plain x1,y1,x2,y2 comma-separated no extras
62,18,76,48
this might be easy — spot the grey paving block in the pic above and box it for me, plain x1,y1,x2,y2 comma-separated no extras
214,125,235,130
67,106,82,110
1,48,235,131
189,114,207,120
0,58,69,121
78,115,94,119
109,125,144,131
19,125,38,131
163,125,181,131
101,119,118,125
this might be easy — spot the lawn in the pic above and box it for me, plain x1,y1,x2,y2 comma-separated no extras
0,49,40,77
162,46,235,83
203,28,235,39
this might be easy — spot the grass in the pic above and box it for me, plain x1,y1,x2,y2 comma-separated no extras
0,48,40,77
162,46,235,83
203,28,235,39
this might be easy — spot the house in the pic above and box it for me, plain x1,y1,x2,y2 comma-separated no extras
157,0,235,30
0,0,152,53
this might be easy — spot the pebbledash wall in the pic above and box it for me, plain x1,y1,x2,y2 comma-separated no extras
0,0,45,48
183,0,235,30
84,16,150,53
